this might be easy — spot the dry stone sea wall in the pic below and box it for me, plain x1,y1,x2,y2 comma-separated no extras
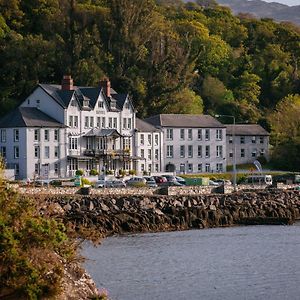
39,190,300,239
18,183,299,197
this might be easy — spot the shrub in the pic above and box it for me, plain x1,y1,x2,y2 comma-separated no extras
257,155,268,165
81,178,92,186
75,169,84,176
106,170,113,175
0,177,77,299
128,169,136,176
143,171,149,176
119,169,126,177
89,169,99,176
129,182,146,188
90,288,110,300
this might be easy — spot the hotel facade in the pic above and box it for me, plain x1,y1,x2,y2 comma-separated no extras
0,76,269,179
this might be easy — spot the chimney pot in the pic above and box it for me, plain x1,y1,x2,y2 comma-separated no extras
99,77,111,97
61,75,74,90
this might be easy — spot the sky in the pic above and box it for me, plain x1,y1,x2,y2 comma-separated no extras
262,0,300,5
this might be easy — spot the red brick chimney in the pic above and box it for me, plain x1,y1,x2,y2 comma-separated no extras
99,77,111,97
61,75,74,90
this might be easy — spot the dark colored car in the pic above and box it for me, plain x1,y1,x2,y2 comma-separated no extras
273,174,300,184
153,176,167,184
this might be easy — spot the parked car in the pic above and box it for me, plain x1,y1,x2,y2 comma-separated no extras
153,176,167,184
143,176,158,188
126,176,147,187
107,180,126,188
209,180,220,186
244,175,272,185
95,179,106,188
175,176,186,185
273,173,300,184
160,181,183,187
162,175,177,182
95,179,126,188
213,179,232,185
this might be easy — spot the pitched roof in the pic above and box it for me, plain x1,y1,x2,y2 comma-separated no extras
79,87,102,108
0,107,65,128
84,128,122,138
226,124,270,136
39,84,130,111
136,118,161,132
111,92,128,110
145,114,225,128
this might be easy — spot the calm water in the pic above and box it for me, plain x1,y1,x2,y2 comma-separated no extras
82,225,300,300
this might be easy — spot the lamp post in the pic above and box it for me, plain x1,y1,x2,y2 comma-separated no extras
215,114,237,191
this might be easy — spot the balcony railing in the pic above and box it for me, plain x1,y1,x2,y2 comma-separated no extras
84,149,131,157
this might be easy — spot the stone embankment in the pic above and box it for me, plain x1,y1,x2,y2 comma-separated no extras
41,190,300,239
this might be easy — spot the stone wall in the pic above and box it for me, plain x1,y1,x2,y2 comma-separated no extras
40,190,300,239
17,183,300,196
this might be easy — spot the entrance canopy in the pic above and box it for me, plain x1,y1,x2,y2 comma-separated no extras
84,128,122,138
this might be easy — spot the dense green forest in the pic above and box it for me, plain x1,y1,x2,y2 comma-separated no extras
0,0,299,169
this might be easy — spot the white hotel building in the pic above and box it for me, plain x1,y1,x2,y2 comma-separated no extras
0,76,269,180
0,76,141,179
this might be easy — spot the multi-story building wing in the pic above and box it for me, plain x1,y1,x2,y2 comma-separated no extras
134,118,164,174
0,107,66,179
145,114,226,174
1,76,137,179
226,124,270,166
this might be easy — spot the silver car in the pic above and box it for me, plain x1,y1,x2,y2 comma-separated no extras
143,176,158,188
95,179,126,188
126,177,147,187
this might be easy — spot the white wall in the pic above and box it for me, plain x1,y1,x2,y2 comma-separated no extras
21,86,65,123
134,130,164,175
26,127,67,179
226,135,269,166
163,127,226,174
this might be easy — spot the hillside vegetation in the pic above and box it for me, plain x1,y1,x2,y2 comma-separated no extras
0,0,299,170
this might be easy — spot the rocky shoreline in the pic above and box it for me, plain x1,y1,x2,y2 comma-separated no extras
41,189,300,240
33,189,299,299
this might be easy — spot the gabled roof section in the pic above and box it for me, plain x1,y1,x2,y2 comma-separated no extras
136,118,161,132
38,81,134,112
226,124,270,136
79,87,102,108
145,114,225,128
0,107,65,128
39,84,67,108
111,92,128,110
56,89,75,107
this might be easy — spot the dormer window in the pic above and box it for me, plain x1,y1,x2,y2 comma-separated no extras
110,99,116,109
125,102,130,109
71,99,77,107
98,101,104,108
83,99,89,107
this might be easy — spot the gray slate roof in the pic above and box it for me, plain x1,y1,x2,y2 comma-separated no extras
84,128,122,138
0,107,65,128
136,118,161,132
39,84,129,111
145,114,225,128
226,124,270,136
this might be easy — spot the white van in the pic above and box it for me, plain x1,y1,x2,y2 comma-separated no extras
245,175,272,185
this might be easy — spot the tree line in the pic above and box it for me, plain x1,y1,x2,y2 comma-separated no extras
0,0,299,170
